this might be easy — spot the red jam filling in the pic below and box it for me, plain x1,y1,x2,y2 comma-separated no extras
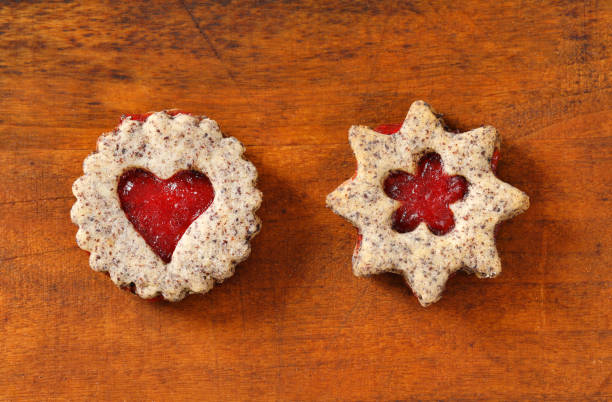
372,123,403,134
370,124,501,173
490,148,500,174
384,153,468,235
353,124,501,253
117,169,214,263
121,110,189,123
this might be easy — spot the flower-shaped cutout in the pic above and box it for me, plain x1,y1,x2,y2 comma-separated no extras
326,101,529,306
384,152,468,235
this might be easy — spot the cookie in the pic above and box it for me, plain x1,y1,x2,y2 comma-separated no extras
326,101,529,306
71,111,262,300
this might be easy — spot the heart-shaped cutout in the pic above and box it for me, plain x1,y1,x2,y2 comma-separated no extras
118,169,215,263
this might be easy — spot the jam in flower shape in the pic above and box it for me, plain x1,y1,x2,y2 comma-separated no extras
71,111,261,301
384,153,468,235
326,101,529,306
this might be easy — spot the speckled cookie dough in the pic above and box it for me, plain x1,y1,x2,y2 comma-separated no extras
71,111,262,301
326,101,529,306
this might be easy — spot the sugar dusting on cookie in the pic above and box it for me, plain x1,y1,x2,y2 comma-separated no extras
326,101,529,306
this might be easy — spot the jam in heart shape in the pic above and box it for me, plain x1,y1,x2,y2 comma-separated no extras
118,169,215,263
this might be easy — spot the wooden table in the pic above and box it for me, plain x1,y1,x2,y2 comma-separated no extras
1,1,610,400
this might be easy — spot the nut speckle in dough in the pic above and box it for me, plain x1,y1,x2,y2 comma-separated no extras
71,111,262,301
326,101,529,306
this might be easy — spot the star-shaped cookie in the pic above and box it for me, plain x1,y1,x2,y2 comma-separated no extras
326,101,529,306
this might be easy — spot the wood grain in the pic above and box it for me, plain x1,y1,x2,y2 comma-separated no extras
0,0,610,400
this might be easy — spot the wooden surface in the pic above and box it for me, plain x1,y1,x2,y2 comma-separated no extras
1,1,610,400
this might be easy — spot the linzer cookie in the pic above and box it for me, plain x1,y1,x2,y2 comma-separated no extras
326,101,529,306
71,111,261,300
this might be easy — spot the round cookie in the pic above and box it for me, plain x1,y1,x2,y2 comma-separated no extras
71,111,261,301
